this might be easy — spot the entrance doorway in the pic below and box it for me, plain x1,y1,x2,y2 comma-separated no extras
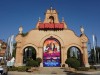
23,46,36,64
43,37,61,67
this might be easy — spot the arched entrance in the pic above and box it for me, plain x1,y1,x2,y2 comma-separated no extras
43,37,61,67
23,46,36,64
67,46,83,66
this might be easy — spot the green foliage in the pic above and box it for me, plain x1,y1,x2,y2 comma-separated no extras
17,66,29,72
89,46,100,64
8,66,31,71
13,42,17,47
12,50,16,57
67,48,70,58
36,57,42,66
21,32,28,37
26,57,42,67
72,51,76,58
8,66,18,71
12,43,17,57
77,67,90,71
26,59,39,67
90,65,96,70
65,57,80,69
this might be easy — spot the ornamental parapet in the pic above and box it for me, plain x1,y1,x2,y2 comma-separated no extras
38,23,64,30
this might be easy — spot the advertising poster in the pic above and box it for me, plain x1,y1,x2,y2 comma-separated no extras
43,39,61,67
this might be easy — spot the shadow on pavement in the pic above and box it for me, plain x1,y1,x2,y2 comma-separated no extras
64,71,90,75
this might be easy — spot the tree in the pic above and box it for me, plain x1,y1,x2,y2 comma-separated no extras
65,57,80,69
12,43,17,57
36,57,42,66
95,47,100,63
89,46,100,64
26,58,38,67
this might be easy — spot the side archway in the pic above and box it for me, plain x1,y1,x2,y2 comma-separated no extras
21,44,38,64
65,44,83,66
23,46,36,64
67,46,83,66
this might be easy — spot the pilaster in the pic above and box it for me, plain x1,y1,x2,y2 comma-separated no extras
38,47,43,67
82,42,90,67
61,46,66,67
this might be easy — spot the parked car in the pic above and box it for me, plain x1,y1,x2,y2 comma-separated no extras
0,59,8,75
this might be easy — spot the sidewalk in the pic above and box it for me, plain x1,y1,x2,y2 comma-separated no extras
75,70,100,75
8,67,100,75
8,71,100,75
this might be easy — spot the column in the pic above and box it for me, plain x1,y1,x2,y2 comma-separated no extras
61,47,65,67
63,47,68,67
38,47,43,67
82,42,90,67
15,48,23,66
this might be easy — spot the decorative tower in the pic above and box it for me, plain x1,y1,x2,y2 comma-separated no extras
37,7,67,29
80,26,90,67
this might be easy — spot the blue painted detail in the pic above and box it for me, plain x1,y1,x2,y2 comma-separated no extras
43,61,60,67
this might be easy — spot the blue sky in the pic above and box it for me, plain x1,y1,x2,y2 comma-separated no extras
0,0,100,49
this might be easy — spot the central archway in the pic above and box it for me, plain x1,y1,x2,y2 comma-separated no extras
43,37,61,67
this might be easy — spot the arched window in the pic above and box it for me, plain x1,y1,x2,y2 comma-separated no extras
49,16,54,23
